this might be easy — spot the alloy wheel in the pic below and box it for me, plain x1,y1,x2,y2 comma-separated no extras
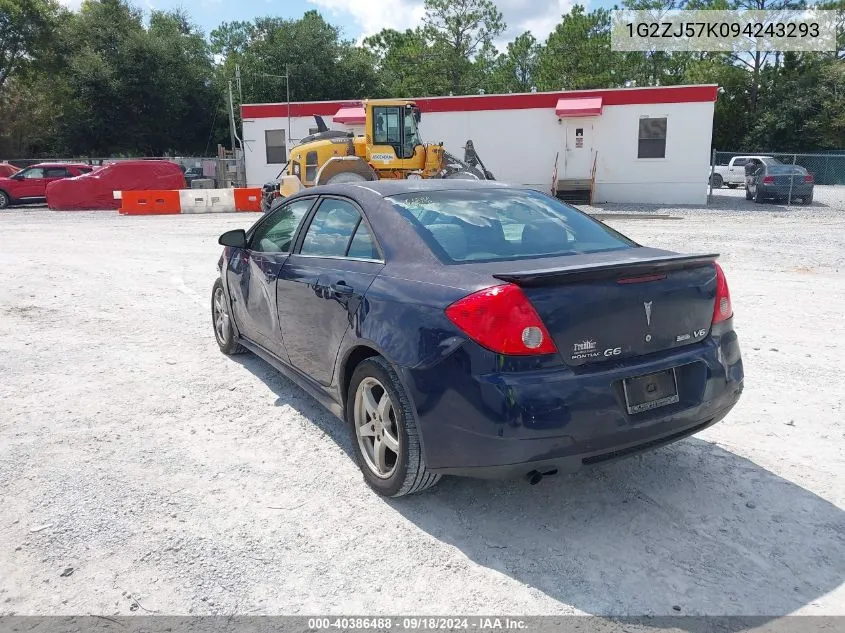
213,287,229,344
353,377,401,478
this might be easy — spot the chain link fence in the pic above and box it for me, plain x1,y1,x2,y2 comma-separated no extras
708,150,845,210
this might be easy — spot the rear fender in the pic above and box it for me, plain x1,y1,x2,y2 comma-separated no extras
334,334,433,464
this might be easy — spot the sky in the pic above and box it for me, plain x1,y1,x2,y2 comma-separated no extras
56,0,614,46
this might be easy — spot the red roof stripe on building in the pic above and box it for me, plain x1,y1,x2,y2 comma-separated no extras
241,85,718,119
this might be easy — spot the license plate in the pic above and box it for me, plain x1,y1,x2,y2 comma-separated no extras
623,368,679,414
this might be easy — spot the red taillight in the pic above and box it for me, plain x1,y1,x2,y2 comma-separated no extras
762,176,774,184
712,263,732,324
445,284,557,355
804,174,814,183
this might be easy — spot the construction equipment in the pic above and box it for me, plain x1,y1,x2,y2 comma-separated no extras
262,99,494,210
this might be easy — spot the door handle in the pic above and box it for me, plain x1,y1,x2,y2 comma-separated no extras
330,281,354,296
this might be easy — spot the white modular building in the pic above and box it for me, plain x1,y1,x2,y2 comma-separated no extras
241,84,718,205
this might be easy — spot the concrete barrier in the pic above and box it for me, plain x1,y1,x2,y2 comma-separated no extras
117,188,263,215
119,190,182,215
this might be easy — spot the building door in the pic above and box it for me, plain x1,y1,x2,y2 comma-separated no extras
563,121,594,179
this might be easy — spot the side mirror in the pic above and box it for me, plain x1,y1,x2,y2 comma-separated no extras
219,229,247,249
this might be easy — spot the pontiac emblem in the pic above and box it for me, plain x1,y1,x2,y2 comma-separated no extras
644,301,653,327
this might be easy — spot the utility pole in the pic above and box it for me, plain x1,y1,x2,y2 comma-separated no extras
228,80,245,187
286,65,291,152
227,80,237,154
235,64,243,104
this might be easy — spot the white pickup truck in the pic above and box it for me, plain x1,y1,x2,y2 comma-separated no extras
709,155,780,188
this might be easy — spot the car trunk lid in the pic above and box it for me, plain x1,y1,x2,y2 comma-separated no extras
491,252,719,366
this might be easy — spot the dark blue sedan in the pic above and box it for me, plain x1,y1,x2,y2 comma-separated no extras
212,181,743,497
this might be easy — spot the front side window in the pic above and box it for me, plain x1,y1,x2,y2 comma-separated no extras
19,168,45,179
265,129,287,164
250,198,313,253
637,117,667,159
300,199,362,258
389,189,636,263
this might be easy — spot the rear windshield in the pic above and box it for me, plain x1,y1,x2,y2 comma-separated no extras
388,188,636,263
767,165,806,174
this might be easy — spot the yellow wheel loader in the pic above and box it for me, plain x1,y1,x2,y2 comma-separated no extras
261,99,494,209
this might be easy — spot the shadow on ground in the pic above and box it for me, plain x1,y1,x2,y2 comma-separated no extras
709,190,827,210
234,352,845,620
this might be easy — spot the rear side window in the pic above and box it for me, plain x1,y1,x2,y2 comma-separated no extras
44,168,70,178
300,199,361,257
732,158,747,167
347,223,378,259
388,189,636,263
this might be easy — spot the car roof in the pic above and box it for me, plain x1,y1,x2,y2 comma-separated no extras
316,178,516,197
30,162,92,168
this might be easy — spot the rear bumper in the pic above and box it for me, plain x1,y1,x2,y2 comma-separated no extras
430,400,738,478
401,321,743,477
758,184,813,198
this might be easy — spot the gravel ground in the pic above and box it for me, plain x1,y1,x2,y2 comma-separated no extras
1,192,843,617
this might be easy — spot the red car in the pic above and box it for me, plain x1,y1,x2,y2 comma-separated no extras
0,163,94,209
47,160,186,210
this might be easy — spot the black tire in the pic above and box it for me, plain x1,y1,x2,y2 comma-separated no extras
710,174,723,188
803,193,813,205
346,356,440,497
0,190,9,209
211,278,246,355
726,183,738,189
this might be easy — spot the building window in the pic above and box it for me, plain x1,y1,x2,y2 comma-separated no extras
265,129,287,164
637,117,667,159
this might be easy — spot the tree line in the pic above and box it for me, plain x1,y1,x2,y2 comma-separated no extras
1,0,843,158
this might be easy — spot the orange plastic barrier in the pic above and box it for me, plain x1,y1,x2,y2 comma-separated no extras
234,188,263,212
120,190,182,215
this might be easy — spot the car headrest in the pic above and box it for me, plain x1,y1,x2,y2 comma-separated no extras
426,224,467,260
522,219,571,254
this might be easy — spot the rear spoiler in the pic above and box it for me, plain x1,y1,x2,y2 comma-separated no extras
493,253,719,286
